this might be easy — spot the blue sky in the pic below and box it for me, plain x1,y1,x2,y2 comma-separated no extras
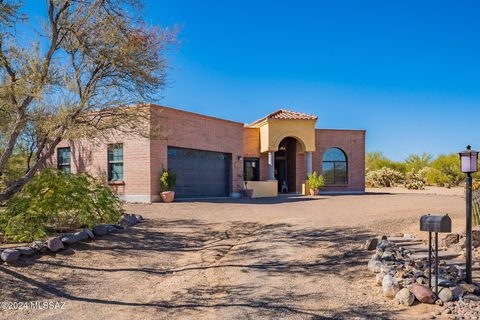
144,0,480,161
22,1,480,161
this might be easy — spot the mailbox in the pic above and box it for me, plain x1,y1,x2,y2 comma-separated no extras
420,214,451,233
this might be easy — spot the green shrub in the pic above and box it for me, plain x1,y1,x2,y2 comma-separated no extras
404,153,432,173
160,169,176,192
366,167,404,188
366,152,407,174
404,167,428,190
0,169,124,242
425,153,464,188
307,171,325,190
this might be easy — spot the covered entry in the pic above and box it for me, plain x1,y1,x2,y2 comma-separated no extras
167,147,232,197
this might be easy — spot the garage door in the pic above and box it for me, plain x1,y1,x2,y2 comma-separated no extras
167,147,232,198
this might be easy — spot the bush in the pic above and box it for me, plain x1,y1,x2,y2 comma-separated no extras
366,167,404,188
366,152,407,174
0,169,124,242
425,154,464,188
160,169,176,192
404,168,428,190
307,171,325,190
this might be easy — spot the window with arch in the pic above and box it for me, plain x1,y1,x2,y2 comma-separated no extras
322,147,348,184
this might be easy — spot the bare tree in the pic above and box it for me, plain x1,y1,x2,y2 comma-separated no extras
0,0,176,201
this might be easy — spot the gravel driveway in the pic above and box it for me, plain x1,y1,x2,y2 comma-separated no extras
0,191,465,319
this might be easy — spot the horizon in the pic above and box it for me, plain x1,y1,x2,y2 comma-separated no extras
20,1,480,161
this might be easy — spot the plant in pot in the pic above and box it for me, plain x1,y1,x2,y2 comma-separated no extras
160,170,176,203
241,181,254,199
307,171,325,196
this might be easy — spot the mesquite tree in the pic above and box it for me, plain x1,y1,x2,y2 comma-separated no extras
0,0,175,201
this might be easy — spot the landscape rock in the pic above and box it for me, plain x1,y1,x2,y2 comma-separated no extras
395,288,415,306
409,283,437,304
60,233,81,245
16,246,34,256
106,224,124,233
459,283,477,294
1,249,21,263
31,240,46,252
364,238,378,250
74,231,89,241
375,272,385,286
451,286,465,300
368,257,383,273
84,229,95,240
382,274,400,298
134,214,144,222
377,240,391,250
438,287,453,303
93,224,109,236
47,237,64,252
463,294,480,302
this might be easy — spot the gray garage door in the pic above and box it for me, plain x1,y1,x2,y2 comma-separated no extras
167,147,232,198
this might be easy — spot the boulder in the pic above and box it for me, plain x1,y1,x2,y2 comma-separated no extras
442,234,459,247
363,238,378,250
368,258,383,273
119,214,139,227
438,287,453,303
381,265,396,275
134,214,144,222
451,286,465,300
60,233,81,245
93,224,109,236
84,229,95,240
375,272,385,286
395,288,415,306
1,249,21,263
382,274,400,298
31,240,46,252
459,283,477,294
47,237,64,252
377,240,391,250
16,246,34,256
463,294,480,302
74,231,89,241
409,283,437,304
106,224,124,233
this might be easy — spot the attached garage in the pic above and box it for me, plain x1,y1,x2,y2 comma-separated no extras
167,146,232,198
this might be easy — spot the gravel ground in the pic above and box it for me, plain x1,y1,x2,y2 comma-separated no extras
0,189,467,319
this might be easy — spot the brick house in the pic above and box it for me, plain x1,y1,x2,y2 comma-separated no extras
52,105,365,202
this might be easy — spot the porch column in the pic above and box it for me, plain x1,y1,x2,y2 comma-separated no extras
268,151,275,180
306,151,313,175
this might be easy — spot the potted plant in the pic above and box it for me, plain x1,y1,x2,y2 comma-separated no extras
307,171,325,196
240,182,254,199
160,170,176,203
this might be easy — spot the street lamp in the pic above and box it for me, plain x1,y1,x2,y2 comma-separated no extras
459,145,479,283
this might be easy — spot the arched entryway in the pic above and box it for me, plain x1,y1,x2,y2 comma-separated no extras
274,137,299,193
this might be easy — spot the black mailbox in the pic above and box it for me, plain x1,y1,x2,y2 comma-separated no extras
420,214,451,233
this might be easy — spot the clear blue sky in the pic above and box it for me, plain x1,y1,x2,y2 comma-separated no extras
144,0,480,161
23,1,480,161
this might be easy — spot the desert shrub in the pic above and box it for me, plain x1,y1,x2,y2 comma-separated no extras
307,171,325,190
425,153,464,188
160,170,176,192
0,169,124,242
404,153,432,173
366,167,404,188
366,152,407,174
404,167,428,190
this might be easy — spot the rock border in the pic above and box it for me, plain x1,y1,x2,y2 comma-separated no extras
0,213,144,264
364,235,480,319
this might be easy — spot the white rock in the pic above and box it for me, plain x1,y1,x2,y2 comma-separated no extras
382,274,400,298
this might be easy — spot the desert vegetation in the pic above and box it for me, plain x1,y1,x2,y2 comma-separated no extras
366,152,479,189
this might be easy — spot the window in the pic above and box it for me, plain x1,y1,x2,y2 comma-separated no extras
322,147,347,184
108,144,124,181
244,158,260,181
57,147,71,173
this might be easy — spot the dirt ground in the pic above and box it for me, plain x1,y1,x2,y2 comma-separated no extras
0,188,467,319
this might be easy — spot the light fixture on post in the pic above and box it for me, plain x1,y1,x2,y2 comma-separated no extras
459,145,479,283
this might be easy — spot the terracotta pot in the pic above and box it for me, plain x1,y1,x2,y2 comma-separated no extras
309,189,319,196
161,191,175,203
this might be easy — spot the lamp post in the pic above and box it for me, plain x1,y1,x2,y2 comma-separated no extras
459,145,479,283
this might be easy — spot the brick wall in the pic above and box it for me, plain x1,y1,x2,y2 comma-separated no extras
149,105,245,199
314,129,366,192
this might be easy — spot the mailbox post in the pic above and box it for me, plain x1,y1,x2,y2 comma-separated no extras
420,214,452,295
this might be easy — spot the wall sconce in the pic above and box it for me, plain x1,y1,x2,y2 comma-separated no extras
238,156,243,161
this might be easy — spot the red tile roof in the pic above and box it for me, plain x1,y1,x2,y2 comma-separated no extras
250,109,317,125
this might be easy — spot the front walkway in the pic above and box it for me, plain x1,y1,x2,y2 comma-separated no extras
0,192,465,319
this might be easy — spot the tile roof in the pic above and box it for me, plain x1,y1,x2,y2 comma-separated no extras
250,109,317,126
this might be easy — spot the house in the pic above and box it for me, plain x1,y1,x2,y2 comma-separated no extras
52,105,366,202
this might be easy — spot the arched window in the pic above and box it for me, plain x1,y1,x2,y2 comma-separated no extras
322,148,348,184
